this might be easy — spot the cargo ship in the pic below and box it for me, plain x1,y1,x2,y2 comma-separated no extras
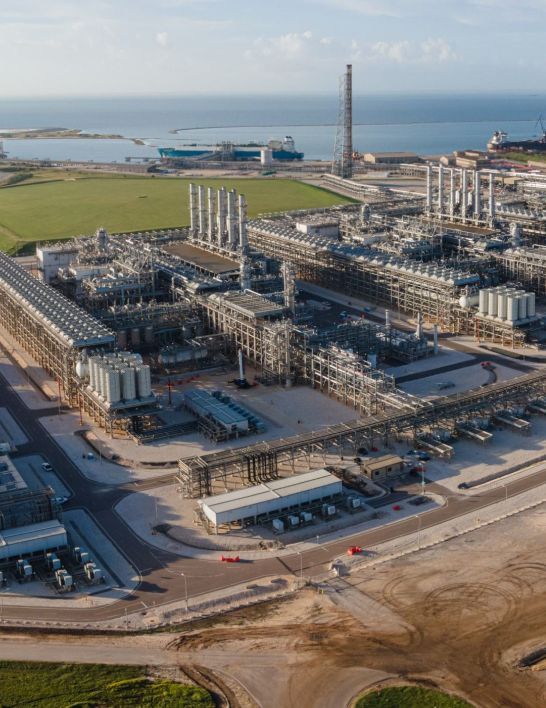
487,126,546,153
158,135,304,161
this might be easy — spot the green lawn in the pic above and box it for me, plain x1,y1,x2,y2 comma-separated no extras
354,685,471,708
503,151,546,164
0,660,213,707
0,174,353,252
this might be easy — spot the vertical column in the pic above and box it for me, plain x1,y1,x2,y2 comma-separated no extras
238,194,248,254
489,172,496,222
227,189,237,251
449,169,455,218
474,170,481,221
189,183,198,239
198,185,206,238
425,165,432,212
207,187,215,242
437,164,443,215
217,187,226,247
461,169,468,221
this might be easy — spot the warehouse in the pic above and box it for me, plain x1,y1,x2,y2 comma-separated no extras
198,468,342,532
0,519,67,561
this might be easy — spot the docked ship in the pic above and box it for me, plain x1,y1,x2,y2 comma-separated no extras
158,136,304,162
487,126,546,153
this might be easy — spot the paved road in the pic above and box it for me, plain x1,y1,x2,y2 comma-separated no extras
2,365,546,625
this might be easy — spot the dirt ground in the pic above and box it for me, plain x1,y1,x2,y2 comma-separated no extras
164,504,546,707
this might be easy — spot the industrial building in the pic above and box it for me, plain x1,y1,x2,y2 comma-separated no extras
197,468,342,532
0,520,67,562
362,455,405,482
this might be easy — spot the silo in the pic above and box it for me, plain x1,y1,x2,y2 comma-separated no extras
136,366,152,398
98,363,107,397
131,328,141,347
497,291,507,320
488,290,498,317
478,289,488,315
121,367,136,400
105,368,121,403
506,296,518,322
517,295,527,321
526,292,536,317
88,357,98,391
144,326,154,345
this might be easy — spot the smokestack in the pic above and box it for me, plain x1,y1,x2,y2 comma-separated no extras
207,188,215,242
238,194,248,254
189,183,198,238
474,170,481,220
217,187,226,247
489,172,496,222
227,189,237,251
198,185,206,237
437,164,443,215
426,165,432,212
449,169,455,218
461,169,468,221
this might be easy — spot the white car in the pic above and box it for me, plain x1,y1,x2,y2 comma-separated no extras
53,496,68,505
41,462,53,472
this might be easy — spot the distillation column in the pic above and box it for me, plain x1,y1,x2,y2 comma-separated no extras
198,185,207,238
461,169,468,221
489,172,496,223
437,164,443,215
189,183,198,240
426,165,432,212
207,187,215,242
282,262,296,316
238,194,248,254
449,168,455,218
217,187,226,247
227,189,237,251
474,170,481,221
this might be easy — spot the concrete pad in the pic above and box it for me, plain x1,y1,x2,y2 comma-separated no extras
0,408,28,447
0,352,57,411
400,362,521,399
384,347,473,377
14,454,72,498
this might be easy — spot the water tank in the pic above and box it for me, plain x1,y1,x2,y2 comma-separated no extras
136,366,152,398
488,290,498,317
526,292,536,317
497,292,507,320
117,330,127,349
517,295,527,321
478,289,488,315
121,367,136,400
131,328,141,346
506,296,518,322
104,368,121,403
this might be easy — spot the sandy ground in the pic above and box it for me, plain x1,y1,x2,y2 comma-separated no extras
3,501,546,708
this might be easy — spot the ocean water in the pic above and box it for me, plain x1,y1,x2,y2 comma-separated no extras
2,94,546,162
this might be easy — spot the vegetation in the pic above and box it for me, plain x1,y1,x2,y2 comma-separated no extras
0,660,213,707
503,151,546,164
354,685,471,708
0,171,353,253
4,172,33,186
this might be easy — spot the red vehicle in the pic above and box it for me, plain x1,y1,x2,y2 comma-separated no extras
347,546,362,556
392,505,402,511
220,555,240,563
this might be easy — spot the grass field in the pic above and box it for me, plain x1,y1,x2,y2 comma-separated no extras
0,660,213,707
503,151,546,164
0,173,353,252
354,686,471,708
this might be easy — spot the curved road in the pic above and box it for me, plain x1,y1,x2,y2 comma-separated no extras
1,368,546,625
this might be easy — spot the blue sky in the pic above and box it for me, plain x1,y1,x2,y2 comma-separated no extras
2,0,545,96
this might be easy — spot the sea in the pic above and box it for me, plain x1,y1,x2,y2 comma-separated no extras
1,93,546,163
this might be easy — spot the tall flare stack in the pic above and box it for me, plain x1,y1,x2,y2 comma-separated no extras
332,64,353,179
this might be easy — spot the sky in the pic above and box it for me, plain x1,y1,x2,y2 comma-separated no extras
2,0,545,97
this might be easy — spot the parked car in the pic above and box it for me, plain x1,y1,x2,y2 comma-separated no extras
41,462,53,472
53,496,68,505
458,482,469,490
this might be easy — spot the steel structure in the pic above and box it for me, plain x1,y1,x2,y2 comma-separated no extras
332,65,353,179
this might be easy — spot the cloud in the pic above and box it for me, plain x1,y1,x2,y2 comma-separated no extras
310,0,403,16
369,37,457,63
156,31,168,47
245,31,316,61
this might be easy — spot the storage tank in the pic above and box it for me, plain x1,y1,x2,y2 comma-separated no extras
506,296,518,322
130,328,141,347
478,289,488,315
117,329,127,349
88,357,98,390
497,291,508,320
488,290,498,317
517,295,527,321
526,292,536,317
144,326,154,345
98,363,107,397
104,368,121,403
136,365,152,398
121,367,136,400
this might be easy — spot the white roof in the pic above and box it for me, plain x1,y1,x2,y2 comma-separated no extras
0,519,66,548
200,468,340,516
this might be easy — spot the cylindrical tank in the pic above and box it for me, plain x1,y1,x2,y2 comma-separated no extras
117,329,127,349
526,292,536,317
478,289,488,315
488,290,498,317
98,364,108,397
88,357,98,390
517,295,527,321
104,368,121,403
136,366,152,398
121,367,136,400
506,296,518,322
131,328,141,347
497,292,507,320
144,326,154,345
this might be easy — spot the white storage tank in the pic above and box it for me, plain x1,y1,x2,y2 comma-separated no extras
478,289,488,315
136,365,152,398
488,290,498,317
121,367,136,400
526,292,536,317
98,363,107,397
497,292,508,320
506,296,518,322
88,357,98,390
104,368,121,403
517,295,527,321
